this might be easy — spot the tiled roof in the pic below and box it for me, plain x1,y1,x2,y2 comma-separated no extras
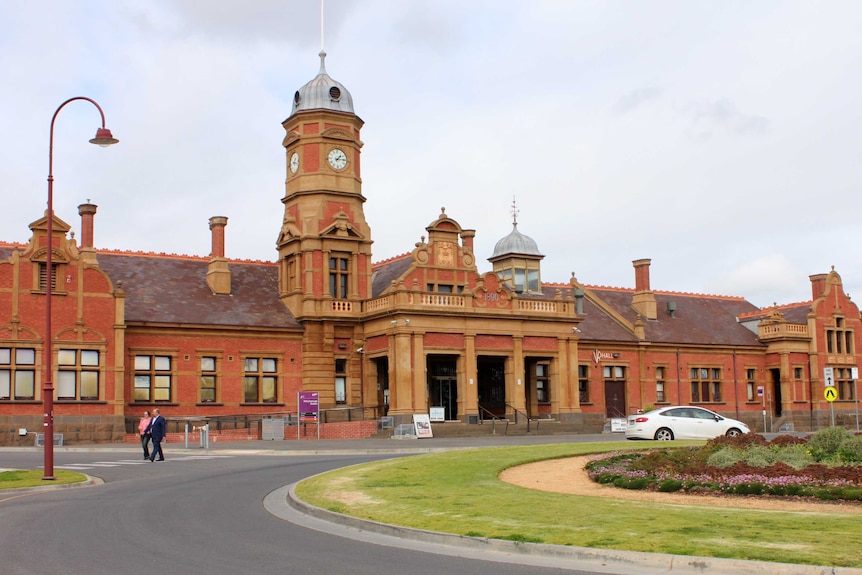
371,254,413,297
738,302,812,324
586,287,763,346
97,253,301,329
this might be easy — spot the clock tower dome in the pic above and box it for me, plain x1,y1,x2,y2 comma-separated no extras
278,50,373,321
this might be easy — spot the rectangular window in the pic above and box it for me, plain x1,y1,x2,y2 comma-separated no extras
514,269,526,293
134,354,172,402
244,356,277,403
826,321,854,356
200,356,217,402
329,256,349,299
655,366,666,403
836,367,855,401
0,347,36,400
578,365,590,403
746,368,756,401
335,358,347,404
536,363,550,403
57,349,100,400
603,365,625,379
690,367,721,403
527,269,539,292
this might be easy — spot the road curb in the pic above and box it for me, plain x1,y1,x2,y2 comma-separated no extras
281,482,862,575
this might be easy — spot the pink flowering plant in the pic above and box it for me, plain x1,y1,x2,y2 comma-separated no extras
585,427,862,501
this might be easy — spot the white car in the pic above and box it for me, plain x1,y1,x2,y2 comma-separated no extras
625,406,750,440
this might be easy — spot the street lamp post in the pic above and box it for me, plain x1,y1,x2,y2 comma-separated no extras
43,97,118,480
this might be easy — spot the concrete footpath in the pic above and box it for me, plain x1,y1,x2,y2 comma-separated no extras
4,434,861,575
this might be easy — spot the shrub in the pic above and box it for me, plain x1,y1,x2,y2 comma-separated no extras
838,435,862,463
705,432,767,452
808,427,853,461
774,444,815,469
706,447,744,468
657,479,684,492
769,434,808,447
742,445,779,467
614,476,651,490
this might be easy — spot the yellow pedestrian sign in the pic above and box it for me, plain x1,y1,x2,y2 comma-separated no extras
824,387,838,402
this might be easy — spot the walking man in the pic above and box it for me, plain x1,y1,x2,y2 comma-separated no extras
148,408,166,462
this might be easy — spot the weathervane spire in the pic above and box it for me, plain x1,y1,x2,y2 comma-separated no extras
510,196,519,226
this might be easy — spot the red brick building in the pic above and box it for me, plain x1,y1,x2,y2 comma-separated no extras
1,52,859,444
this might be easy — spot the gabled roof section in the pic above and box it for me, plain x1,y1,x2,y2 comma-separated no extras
738,301,812,324
98,252,301,329
371,253,412,297
582,285,763,346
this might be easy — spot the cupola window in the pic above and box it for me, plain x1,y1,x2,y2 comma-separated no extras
329,86,341,101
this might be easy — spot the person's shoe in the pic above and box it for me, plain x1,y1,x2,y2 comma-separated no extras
156,458,165,461
144,457,149,460
149,457,154,462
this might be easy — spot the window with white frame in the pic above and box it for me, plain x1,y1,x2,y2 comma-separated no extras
244,357,277,403
0,347,36,400
200,356,217,403
58,349,100,400
134,354,172,402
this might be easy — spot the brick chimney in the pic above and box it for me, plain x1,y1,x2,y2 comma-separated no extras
77,202,98,264
206,216,231,295
809,273,828,300
631,258,657,320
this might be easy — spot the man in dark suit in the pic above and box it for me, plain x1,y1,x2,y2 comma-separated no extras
147,408,166,462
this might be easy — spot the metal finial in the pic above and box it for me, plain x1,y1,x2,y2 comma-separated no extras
510,196,519,226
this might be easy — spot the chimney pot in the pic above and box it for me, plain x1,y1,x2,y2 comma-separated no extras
78,202,98,249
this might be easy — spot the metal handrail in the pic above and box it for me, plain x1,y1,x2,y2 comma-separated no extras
477,405,508,435
507,404,540,433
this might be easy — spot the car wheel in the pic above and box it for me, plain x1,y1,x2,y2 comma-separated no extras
726,428,742,437
654,428,674,441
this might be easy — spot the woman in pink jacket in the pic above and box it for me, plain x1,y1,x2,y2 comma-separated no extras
138,410,152,460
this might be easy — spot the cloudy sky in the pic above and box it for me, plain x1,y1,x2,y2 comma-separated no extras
2,1,861,309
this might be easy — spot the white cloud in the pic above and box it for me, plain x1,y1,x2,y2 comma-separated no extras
2,0,861,310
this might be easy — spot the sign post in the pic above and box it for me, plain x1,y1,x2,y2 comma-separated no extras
298,391,320,440
757,386,766,432
824,386,837,427
853,367,859,432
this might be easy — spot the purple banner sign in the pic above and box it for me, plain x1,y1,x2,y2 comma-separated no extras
299,391,319,421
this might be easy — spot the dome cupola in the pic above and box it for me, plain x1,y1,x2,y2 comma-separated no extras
488,201,544,294
289,51,354,118
490,223,543,259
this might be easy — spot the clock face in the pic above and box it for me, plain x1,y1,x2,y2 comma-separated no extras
327,148,348,170
289,152,299,173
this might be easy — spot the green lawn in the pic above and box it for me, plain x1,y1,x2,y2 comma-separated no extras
295,441,862,568
0,469,88,490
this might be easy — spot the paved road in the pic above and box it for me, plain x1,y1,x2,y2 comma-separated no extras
1,435,854,575
0,439,613,575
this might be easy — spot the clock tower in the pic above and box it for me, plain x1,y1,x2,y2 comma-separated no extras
278,50,373,320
